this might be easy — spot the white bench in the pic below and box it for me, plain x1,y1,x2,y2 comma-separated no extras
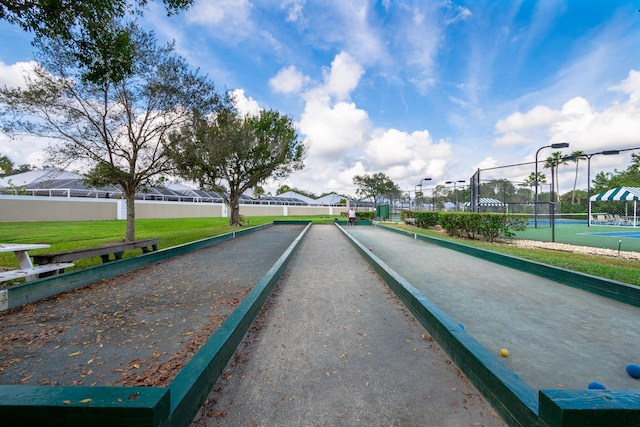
0,263,74,282
0,243,74,283
404,217,416,225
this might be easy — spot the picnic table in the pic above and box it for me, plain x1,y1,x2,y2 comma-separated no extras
0,244,74,283
32,238,159,265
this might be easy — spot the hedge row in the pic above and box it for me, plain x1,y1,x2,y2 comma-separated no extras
402,211,528,242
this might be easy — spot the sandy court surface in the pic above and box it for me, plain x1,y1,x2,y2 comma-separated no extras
193,225,506,427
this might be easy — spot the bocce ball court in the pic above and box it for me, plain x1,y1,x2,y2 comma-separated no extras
1,221,639,426
344,223,640,426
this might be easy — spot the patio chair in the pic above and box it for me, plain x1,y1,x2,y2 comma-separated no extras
614,214,632,226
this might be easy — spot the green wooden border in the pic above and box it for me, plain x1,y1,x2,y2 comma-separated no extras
0,385,170,427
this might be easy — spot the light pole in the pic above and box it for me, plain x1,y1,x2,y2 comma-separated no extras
418,178,432,211
445,180,465,211
534,142,569,228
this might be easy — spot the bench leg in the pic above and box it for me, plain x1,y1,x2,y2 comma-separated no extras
142,244,158,254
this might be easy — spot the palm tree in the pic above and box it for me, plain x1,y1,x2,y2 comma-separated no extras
544,151,569,201
522,172,546,201
569,150,586,205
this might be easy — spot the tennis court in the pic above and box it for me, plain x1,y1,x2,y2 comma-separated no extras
514,217,640,252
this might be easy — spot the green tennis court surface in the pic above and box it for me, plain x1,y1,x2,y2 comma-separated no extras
515,220,640,252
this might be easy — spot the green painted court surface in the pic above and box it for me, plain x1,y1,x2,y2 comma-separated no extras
515,221,640,252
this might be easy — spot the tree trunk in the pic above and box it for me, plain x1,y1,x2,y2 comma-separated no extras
228,198,241,227
572,161,579,205
125,191,136,241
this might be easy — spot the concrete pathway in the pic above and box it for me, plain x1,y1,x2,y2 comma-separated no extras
192,225,506,427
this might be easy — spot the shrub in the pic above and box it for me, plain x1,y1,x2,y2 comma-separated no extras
356,211,374,220
439,213,528,242
415,211,439,228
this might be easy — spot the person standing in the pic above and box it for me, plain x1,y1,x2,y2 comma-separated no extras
348,207,356,226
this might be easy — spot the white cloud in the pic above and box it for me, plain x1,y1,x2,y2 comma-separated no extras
269,65,309,94
298,98,370,157
231,89,261,117
493,131,537,147
281,50,461,194
281,0,305,23
609,69,640,103
185,0,253,42
0,61,37,89
186,0,252,25
323,51,365,100
295,52,370,158
495,70,640,156
364,129,453,180
495,105,563,133
0,133,49,168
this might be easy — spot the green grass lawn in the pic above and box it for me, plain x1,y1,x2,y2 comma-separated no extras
0,216,335,270
1,217,638,287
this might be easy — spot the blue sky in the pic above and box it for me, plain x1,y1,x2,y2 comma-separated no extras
1,0,640,197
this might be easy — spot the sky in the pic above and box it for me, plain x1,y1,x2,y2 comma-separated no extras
1,0,640,197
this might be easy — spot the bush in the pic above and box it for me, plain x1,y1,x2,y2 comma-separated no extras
415,211,439,228
356,211,374,220
439,213,528,242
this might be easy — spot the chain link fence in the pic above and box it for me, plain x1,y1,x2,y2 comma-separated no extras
469,147,640,253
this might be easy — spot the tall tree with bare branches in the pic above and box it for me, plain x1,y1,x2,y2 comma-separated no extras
0,26,219,240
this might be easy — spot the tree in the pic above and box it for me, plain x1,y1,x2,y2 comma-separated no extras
590,153,640,194
252,186,265,199
275,184,292,195
522,172,545,201
569,150,586,205
275,185,318,199
0,0,193,83
352,172,401,207
0,154,33,177
479,179,516,203
0,154,13,176
167,99,305,227
0,27,219,240
544,151,569,201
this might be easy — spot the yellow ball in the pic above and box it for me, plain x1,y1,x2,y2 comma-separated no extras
500,349,509,357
